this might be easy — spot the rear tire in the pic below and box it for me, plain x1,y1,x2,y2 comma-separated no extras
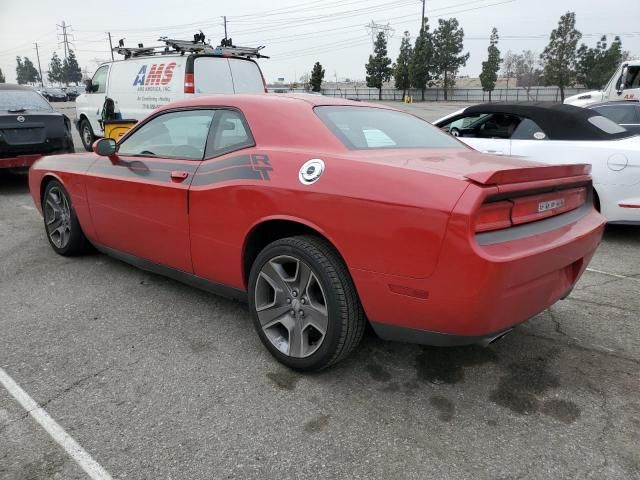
248,235,366,371
79,118,94,152
42,180,89,256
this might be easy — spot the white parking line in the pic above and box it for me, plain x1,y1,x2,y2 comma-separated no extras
586,267,640,282
0,368,113,480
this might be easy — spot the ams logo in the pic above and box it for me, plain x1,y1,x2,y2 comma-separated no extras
133,62,177,86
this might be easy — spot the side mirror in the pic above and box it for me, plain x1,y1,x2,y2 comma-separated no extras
92,138,117,158
616,66,628,95
85,79,93,93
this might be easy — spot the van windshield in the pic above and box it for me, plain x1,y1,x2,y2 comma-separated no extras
194,58,264,94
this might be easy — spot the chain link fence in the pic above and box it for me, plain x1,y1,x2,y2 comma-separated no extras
269,87,591,102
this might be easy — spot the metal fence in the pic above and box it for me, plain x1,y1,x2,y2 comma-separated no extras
269,87,591,102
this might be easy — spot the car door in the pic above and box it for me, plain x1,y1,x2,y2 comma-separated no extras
79,64,110,136
508,118,563,164
85,108,216,272
438,112,513,155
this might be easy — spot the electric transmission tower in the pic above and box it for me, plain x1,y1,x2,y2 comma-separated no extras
365,21,395,44
56,20,74,59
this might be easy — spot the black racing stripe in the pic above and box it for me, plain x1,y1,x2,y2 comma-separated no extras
191,165,266,186
196,155,252,174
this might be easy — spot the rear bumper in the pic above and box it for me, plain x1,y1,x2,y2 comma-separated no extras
0,155,42,169
352,199,606,343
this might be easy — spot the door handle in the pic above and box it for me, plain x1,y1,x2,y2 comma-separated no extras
170,170,189,181
483,150,504,156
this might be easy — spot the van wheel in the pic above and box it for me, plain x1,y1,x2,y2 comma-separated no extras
79,119,95,152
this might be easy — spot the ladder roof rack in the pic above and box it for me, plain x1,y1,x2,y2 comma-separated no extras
112,32,268,59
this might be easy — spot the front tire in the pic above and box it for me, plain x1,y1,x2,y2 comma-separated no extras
248,235,366,371
42,180,89,256
79,118,95,152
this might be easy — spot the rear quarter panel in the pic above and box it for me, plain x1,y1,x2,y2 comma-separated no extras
188,147,469,290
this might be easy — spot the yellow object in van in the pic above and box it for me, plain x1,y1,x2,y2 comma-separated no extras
103,119,137,141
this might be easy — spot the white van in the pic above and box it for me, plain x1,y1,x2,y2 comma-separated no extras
565,60,640,107
75,46,267,150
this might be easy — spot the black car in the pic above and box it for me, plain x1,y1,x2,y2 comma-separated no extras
587,101,640,134
0,84,74,170
63,86,83,101
41,87,68,102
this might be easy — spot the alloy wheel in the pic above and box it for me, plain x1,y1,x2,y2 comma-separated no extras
254,255,329,358
44,186,72,249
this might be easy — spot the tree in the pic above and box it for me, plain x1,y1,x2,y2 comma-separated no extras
431,18,469,100
576,36,625,89
409,21,433,101
515,50,543,99
63,49,82,86
16,57,26,84
540,11,582,101
0,67,5,83
479,28,501,101
309,62,325,92
394,31,412,100
48,52,64,85
365,31,393,100
22,57,40,84
501,50,518,90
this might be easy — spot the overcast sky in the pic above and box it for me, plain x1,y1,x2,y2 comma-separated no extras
1,0,639,85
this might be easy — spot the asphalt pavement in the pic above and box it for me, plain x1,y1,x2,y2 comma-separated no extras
0,101,638,480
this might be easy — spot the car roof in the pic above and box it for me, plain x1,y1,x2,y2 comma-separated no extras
155,93,397,113
0,83,38,91
462,102,634,141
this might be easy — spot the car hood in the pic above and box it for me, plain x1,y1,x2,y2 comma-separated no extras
564,90,604,107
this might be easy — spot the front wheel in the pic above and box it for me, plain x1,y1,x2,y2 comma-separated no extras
42,180,89,256
248,236,366,371
79,118,95,152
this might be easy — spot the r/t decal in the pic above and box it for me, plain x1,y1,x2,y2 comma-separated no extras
251,154,273,180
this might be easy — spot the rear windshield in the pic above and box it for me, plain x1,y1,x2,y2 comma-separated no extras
0,89,52,111
315,106,463,150
194,58,264,94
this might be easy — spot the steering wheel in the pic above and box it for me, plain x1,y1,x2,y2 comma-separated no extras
450,127,462,137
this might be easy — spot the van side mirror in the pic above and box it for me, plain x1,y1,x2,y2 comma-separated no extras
616,66,628,95
85,79,94,93
92,138,117,158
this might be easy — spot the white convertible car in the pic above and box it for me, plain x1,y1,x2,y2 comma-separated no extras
434,103,640,224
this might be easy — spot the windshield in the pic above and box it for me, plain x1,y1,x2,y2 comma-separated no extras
0,90,52,111
315,106,463,150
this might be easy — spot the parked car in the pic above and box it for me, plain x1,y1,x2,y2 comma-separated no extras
434,103,640,224
29,95,605,370
587,100,640,134
76,38,268,151
42,88,68,102
63,86,83,101
0,84,74,170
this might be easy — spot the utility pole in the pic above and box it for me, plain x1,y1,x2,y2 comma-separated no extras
56,20,74,59
223,16,228,41
421,0,426,34
34,42,44,87
107,32,114,61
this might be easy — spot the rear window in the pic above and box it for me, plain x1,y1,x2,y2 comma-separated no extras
0,89,52,111
315,106,463,150
194,58,264,94
587,115,627,134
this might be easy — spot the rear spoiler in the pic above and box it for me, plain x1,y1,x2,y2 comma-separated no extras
465,164,592,186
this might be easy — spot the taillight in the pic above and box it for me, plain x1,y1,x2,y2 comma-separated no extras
475,201,513,232
184,73,194,94
475,187,587,233
511,187,586,225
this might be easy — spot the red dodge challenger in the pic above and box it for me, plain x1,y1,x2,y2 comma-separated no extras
29,94,606,371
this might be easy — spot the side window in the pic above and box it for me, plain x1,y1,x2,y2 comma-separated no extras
91,65,109,94
624,66,640,89
439,113,489,136
475,114,522,139
118,110,215,160
206,109,254,158
511,118,548,140
593,105,637,124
